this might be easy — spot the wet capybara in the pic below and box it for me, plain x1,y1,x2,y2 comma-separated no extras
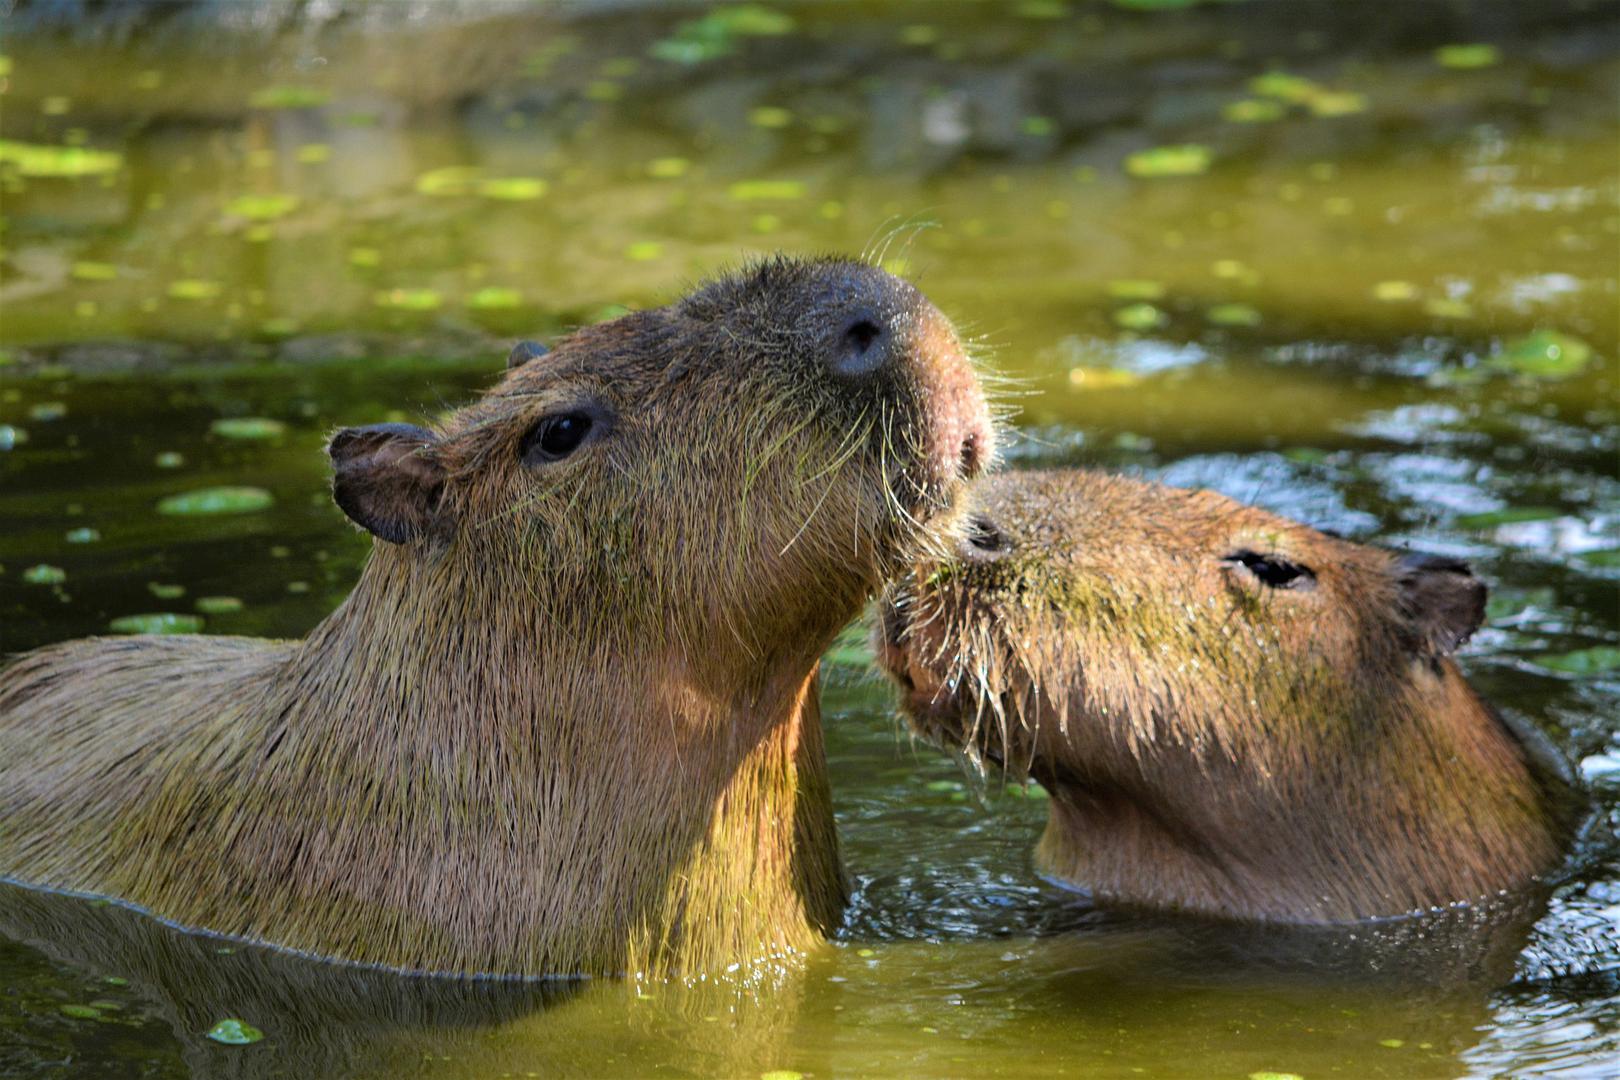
877,470,1578,924
0,256,993,978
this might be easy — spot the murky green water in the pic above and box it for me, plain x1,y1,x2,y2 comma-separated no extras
2,2,1617,1077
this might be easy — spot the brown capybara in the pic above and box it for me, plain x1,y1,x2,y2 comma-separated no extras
877,470,1579,925
0,256,994,978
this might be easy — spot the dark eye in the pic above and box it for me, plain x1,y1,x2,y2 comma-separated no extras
1223,549,1316,590
520,411,596,464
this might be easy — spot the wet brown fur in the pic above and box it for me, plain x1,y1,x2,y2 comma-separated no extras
879,469,1576,925
0,256,993,978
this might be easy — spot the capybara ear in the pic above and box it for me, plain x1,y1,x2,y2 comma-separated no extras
507,340,549,369
1397,552,1488,656
327,423,446,544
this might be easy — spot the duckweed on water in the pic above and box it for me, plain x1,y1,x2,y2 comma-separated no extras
153,451,185,469
477,177,547,201
1124,144,1212,178
1114,302,1167,330
210,417,287,441
649,4,796,65
71,261,118,282
1435,43,1501,69
109,613,204,635
64,527,100,544
468,286,522,310
1206,303,1262,327
248,85,330,109
195,596,245,615
1107,279,1166,301
647,156,691,178
414,166,483,197
167,280,222,301
1223,99,1286,123
27,402,66,422
58,1004,102,1021
204,1018,265,1045
224,194,299,221
147,583,186,600
729,179,807,200
625,241,664,262
156,487,274,516
374,288,443,311
22,564,66,586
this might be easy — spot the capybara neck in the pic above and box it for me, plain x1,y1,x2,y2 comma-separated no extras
880,469,1578,925
0,257,994,977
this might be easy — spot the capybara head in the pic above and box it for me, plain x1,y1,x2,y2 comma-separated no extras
877,469,1570,922
331,256,993,670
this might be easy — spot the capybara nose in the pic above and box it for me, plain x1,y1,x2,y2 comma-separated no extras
828,307,893,380
958,513,1011,563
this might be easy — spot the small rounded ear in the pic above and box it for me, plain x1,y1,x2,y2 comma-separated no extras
327,423,445,544
1397,552,1487,656
507,340,549,369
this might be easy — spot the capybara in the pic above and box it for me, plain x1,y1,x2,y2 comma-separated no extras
0,257,994,977
877,470,1578,924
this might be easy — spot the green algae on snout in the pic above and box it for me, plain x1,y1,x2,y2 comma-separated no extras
1125,145,1212,178
204,1018,264,1045
156,487,274,515
210,417,287,440
109,613,205,634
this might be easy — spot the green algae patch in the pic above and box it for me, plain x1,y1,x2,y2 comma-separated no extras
195,596,245,615
1534,646,1620,677
1492,330,1594,380
210,417,287,441
168,279,222,301
1454,506,1561,529
205,1018,265,1045
729,179,806,201
375,288,443,311
224,194,299,221
249,85,330,109
109,613,204,635
157,486,274,516
0,140,123,177
469,286,523,310
478,177,548,201
1113,302,1166,331
1435,44,1500,70
1206,302,1262,327
23,564,67,586
1125,145,1211,178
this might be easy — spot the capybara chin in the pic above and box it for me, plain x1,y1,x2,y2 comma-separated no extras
0,256,995,978
877,470,1579,925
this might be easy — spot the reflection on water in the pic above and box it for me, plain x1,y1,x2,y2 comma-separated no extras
1,1,1617,1077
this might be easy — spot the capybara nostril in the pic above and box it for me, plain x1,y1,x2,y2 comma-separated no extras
960,513,1009,562
829,309,891,380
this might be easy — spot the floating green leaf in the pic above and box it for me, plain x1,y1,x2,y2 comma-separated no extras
211,417,287,441
195,596,245,615
1492,330,1594,380
1249,72,1321,104
157,487,274,516
1308,91,1368,118
205,1018,265,1045
59,1004,102,1020
249,85,330,109
0,140,123,177
729,179,806,200
415,166,483,197
1124,144,1211,178
148,582,186,600
109,613,204,635
1223,99,1285,123
23,564,67,586
1435,44,1500,70
1454,506,1561,529
224,194,298,221
1533,646,1620,676
650,5,796,64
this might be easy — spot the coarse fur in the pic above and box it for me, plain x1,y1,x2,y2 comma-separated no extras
0,256,994,978
877,469,1579,925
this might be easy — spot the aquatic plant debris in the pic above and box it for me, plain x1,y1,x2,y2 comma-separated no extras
156,487,275,516
0,140,123,177
109,613,205,635
1125,145,1212,178
205,1018,265,1045
59,1004,102,1020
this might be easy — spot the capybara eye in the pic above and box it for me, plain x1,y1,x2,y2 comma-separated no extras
1223,549,1316,590
521,411,594,464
